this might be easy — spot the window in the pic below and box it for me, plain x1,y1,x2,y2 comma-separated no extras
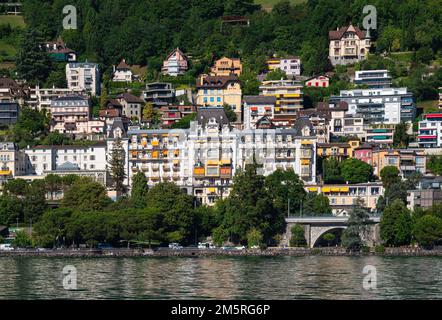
90,155,95,161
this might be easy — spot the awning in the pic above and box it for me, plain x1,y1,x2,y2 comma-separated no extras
220,159,231,165
208,188,216,193
331,187,340,192
0,170,12,176
308,187,318,192
340,187,350,192
250,107,258,111
207,160,219,166
322,187,331,193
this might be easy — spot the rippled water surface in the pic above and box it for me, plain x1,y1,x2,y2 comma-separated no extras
0,256,441,299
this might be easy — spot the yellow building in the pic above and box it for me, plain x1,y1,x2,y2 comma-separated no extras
210,57,242,76
195,74,242,119
371,149,426,178
317,139,360,160
306,182,383,215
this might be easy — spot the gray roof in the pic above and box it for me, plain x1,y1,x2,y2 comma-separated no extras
197,107,230,128
56,161,80,171
243,96,276,105
0,142,15,151
292,117,315,136
108,117,128,138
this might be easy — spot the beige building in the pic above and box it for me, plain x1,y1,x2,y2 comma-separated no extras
116,93,144,121
0,142,27,188
211,57,242,76
195,75,242,118
66,62,100,96
328,24,371,66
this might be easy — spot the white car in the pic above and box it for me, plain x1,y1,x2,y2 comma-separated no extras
0,244,14,251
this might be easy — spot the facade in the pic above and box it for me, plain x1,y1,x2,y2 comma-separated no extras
317,140,360,160
305,75,330,88
330,87,416,125
43,38,76,62
328,24,371,66
116,93,144,121
143,82,175,109
161,48,189,76
195,75,242,118
28,85,85,111
0,100,19,126
159,105,196,127
267,57,301,77
418,113,442,148
0,142,27,187
0,77,29,106
365,124,395,146
306,182,383,215
24,143,108,185
112,59,134,82
407,177,442,210
243,96,276,129
368,149,426,178
66,62,100,96
259,80,303,125
354,69,392,88
211,57,242,76
126,108,317,206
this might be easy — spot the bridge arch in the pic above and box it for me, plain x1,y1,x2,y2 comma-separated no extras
311,226,347,248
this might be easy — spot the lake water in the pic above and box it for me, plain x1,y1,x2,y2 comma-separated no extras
0,256,441,299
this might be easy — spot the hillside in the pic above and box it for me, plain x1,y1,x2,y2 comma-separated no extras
254,0,306,11
0,15,25,28
0,15,25,68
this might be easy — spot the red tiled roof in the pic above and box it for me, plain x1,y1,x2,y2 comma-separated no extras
329,25,367,40
196,75,240,89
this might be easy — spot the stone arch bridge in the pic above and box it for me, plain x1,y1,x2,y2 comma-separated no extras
284,216,381,248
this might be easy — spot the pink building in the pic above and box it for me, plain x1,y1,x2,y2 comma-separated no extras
305,75,330,88
161,48,189,76
354,144,374,166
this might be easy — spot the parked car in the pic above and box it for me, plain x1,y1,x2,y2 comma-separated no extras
168,243,183,249
198,242,216,249
0,244,14,251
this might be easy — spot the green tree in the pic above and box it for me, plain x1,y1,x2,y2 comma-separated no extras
380,199,413,246
302,193,332,216
142,102,160,125
4,179,29,197
109,137,127,193
62,177,112,211
323,233,335,247
0,195,23,226
33,208,74,248
427,155,442,176
246,228,263,248
265,169,306,216
341,199,370,251
23,180,47,223
15,29,52,84
414,215,442,248
12,230,33,248
340,158,373,184
289,224,306,247
44,174,63,200
131,172,148,209
171,113,197,129
380,166,401,190
223,104,237,123
265,68,287,81
322,158,343,184
393,122,410,148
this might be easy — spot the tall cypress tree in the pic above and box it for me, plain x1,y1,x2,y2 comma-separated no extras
131,172,148,208
109,137,127,193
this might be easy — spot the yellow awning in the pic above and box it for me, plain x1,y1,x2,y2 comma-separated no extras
322,187,331,193
207,160,219,166
152,151,159,158
308,187,318,192
162,150,168,156
301,140,312,145
0,170,12,176
275,107,280,111
208,188,216,193
173,160,180,165
301,159,310,165
221,159,231,165
340,187,350,192
152,141,159,146
331,187,340,192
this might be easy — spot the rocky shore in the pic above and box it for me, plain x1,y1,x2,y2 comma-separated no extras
1,247,442,258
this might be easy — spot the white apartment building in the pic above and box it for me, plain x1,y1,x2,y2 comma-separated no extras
328,24,371,66
66,62,100,96
0,142,27,188
28,85,85,111
267,57,301,77
418,113,442,148
354,69,392,88
112,59,134,82
243,95,276,129
330,87,415,125
126,108,317,205
24,142,108,185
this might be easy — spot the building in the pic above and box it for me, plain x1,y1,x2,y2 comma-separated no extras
159,105,196,127
126,108,317,205
0,142,27,187
161,48,189,76
66,62,100,96
317,140,360,161
50,95,104,135
306,182,383,215
328,24,371,66
43,38,76,62
439,87,442,109
112,59,134,82
243,96,276,129
195,75,242,119
0,100,19,126
116,93,144,121
354,69,392,88
365,124,395,146
418,113,442,148
326,100,364,140
407,176,442,210
28,85,85,111
0,77,29,106
24,142,108,185
211,57,242,76
267,57,301,77
367,149,426,178
305,75,330,88
143,82,175,109
259,80,303,126
330,87,416,125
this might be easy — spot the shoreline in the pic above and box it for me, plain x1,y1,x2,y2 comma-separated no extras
1,247,442,258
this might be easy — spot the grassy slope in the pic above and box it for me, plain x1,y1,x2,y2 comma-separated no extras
254,0,306,11
0,15,25,28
